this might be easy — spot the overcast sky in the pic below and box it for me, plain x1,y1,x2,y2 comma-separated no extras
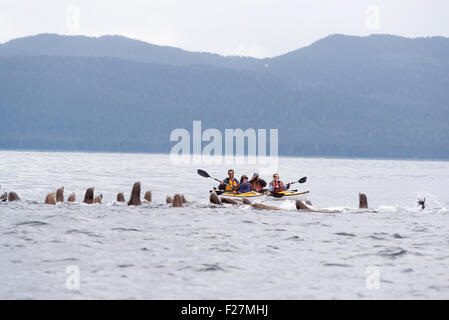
1,0,448,57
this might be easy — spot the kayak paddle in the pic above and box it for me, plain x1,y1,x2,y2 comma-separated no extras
197,169,221,183
197,169,238,191
291,176,307,185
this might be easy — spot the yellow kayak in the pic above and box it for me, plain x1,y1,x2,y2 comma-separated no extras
267,190,309,201
211,188,266,201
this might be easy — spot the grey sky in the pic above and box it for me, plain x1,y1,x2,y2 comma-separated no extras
1,0,448,57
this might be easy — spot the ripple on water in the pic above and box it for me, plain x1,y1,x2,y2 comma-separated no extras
14,221,49,227
66,229,104,238
392,233,407,239
197,264,225,272
111,227,142,232
335,232,356,237
377,247,408,259
322,263,352,267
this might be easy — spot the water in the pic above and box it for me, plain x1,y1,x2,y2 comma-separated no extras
0,150,448,299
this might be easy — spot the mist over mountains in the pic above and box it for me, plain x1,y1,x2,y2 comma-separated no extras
1,33,448,159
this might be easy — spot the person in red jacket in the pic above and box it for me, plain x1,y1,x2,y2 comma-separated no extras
249,172,267,192
269,173,290,193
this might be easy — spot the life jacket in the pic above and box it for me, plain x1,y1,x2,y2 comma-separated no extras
239,182,251,194
250,180,264,192
271,180,284,193
224,178,239,191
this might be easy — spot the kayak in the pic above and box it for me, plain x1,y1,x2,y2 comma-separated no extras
266,190,309,201
211,189,266,202
210,188,309,202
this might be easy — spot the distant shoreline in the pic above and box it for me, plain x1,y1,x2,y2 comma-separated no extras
1,147,448,163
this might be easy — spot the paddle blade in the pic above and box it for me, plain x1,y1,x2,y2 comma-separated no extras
197,169,210,178
298,177,307,184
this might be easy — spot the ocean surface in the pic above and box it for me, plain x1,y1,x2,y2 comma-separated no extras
0,150,448,299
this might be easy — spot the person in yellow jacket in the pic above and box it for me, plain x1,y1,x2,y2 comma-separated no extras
218,169,239,192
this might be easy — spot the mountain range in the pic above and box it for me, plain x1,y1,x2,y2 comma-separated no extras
1,33,448,159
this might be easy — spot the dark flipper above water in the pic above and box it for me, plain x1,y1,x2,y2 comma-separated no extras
173,194,183,207
8,192,20,201
359,193,368,209
67,192,76,202
144,191,152,202
128,182,141,206
296,200,339,213
209,192,222,205
116,192,125,202
45,192,56,205
83,187,94,204
166,195,173,204
56,186,64,203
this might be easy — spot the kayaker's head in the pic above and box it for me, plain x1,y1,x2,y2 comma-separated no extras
241,175,248,183
228,169,235,180
252,172,259,179
273,173,280,181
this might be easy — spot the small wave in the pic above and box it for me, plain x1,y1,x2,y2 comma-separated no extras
111,227,142,232
377,247,407,259
65,229,103,238
15,221,48,227
322,263,351,267
335,232,356,237
392,233,407,239
198,263,225,272
285,235,302,241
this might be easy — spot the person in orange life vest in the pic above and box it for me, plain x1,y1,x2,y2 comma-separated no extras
269,173,290,193
218,169,239,191
249,172,267,192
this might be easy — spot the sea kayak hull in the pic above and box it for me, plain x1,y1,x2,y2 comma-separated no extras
220,191,266,202
266,190,309,201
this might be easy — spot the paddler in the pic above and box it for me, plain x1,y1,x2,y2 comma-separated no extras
238,175,251,193
249,172,267,192
218,169,239,192
269,173,291,193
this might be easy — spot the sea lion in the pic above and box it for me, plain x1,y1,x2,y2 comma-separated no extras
67,192,76,202
8,192,20,201
56,186,64,203
166,195,173,204
128,182,142,206
251,203,281,210
296,200,315,211
144,191,152,202
181,194,188,204
359,193,368,209
296,200,338,213
117,192,125,202
83,187,94,204
45,192,56,205
0,192,7,202
173,194,183,207
306,200,313,206
93,194,103,204
209,192,222,205
221,197,239,205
